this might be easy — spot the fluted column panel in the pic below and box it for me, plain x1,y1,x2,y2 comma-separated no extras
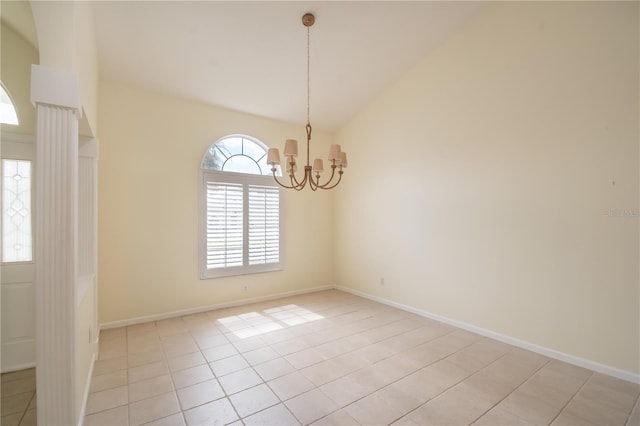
78,155,96,277
35,104,78,425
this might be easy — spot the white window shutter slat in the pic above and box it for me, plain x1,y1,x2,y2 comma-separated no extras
206,182,244,269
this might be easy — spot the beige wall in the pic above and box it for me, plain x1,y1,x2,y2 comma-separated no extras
0,23,38,135
334,2,639,374
98,81,335,324
30,1,99,136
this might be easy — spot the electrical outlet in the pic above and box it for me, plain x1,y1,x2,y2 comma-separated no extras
380,277,385,286
244,285,248,292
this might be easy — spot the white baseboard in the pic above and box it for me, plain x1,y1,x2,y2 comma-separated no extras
100,285,334,330
336,285,640,385
77,351,96,426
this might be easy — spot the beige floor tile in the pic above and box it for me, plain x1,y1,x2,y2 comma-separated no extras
373,382,430,414
232,336,268,353
202,343,239,362
90,370,128,393
1,391,34,416
171,364,214,389
176,379,225,410
0,376,36,398
310,409,360,426
218,367,263,395
100,338,128,359
84,405,129,426
167,352,207,373
579,374,640,413
272,337,311,356
253,357,295,381
1,412,22,426
127,322,158,337
473,407,532,425
208,354,249,377
129,361,169,384
243,346,280,366
128,374,174,402
300,359,354,386
82,291,640,426
320,374,374,407
128,349,165,368
19,409,36,426
284,347,327,369
93,356,128,376
268,371,316,401
229,383,280,418
344,391,405,425
127,339,163,356
314,339,355,359
194,333,230,350
456,370,517,405
408,385,493,425
561,394,630,425
86,385,129,415
243,403,301,426
163,341,200,359
141,412,186,426
628,400,640,426
184,398,239,425
551,411,598,426
156,319,188,337
496,388,562,424
286,389,340,425
128,391,180,426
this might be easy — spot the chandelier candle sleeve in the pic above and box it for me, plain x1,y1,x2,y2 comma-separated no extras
328,144,341,161
283,139,298,157
267,148,281,165
313,159,324,173
339,152,348,167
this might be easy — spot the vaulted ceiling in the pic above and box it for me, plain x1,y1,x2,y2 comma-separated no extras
93,1,486,132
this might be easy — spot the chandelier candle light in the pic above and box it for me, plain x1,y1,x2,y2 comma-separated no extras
267,13,347,191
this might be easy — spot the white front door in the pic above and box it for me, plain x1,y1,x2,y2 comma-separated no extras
1,133,36,372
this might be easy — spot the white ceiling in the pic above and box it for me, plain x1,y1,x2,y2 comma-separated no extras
94,1,486,132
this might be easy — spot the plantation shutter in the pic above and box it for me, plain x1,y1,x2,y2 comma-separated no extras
248,185,280,265
206,182,243,269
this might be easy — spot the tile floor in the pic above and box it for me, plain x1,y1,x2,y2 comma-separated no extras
1,368,37,426
7,290,639,426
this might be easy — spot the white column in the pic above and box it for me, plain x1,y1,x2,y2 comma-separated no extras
31,65,81,426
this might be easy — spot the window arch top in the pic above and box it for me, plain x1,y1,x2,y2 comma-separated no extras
0,84,19,125
202,135,273,175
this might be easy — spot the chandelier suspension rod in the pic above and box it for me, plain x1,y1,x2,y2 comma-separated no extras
266,12,348,191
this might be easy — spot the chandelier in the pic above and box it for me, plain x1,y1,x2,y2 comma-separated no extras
267,13,347,191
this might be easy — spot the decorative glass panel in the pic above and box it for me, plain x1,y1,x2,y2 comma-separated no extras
2,159,32,262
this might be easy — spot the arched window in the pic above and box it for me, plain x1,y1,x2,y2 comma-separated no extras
200,135,282,279
0,84,19,125
201,135,278,175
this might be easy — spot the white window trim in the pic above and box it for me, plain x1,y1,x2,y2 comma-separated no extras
199,169,283,279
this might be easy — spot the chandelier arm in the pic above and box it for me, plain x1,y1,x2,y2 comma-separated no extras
318,162,337,187
271,171,296,189
289,166,308,187
319,169,344,190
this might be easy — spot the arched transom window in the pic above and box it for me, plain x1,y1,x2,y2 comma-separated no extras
200,135,282,279
201,135,273,175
